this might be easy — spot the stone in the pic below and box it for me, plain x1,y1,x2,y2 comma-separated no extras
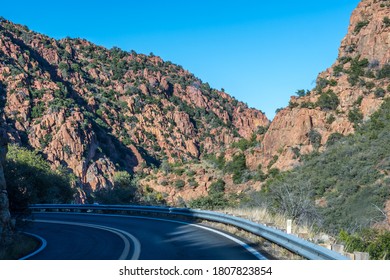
0,126,12,246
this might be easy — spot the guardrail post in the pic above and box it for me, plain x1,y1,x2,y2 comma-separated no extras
286,219,292,234
331,244,345,255
354,252,369,260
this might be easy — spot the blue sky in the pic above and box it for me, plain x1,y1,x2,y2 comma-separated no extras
1,0,360,119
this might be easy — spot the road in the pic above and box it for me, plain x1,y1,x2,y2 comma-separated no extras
24,212,267,260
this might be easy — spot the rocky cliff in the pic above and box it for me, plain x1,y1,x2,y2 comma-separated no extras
0,17,269,198
138,0,390,205
256,0,390,171
0,0,388,205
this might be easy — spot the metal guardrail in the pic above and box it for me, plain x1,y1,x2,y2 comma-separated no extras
29,204,348,260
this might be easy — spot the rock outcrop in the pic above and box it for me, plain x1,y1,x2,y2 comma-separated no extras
252,0,390,172
0,126,12,246
0,18,269,197
0,0,388,206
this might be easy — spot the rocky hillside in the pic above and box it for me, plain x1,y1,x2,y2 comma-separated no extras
256,0,390,171
0,0,388,207
138,0,390,205
0,17,269,200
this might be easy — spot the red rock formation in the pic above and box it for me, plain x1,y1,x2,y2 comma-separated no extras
0,18,268,198
252,0,389,171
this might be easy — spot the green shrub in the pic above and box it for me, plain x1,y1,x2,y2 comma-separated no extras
348,108,363,124
188,178,198,188
267,155,279,169
268,168,280,178
375,88,386,98
224,153,246,173
94,171,139,204
174,179,185,189
231,134,258,151
186,170,196,177
289,101,299,108
5,145,75,216
326,132,344,146
231,138,251,151
347,57,369,86
31,101,45,118
173,168,185,176
354,20,369,34
339,229,390,260
70,63,80,72
204,153,225,170
308,129,322,148
377,64,390,79
333,64,344,76
383,17,390,28
208,179,225,195
300,102,315,109
316,90,339,110
256,126,268,134
326,114,336,124
295,89,308,97
189,193,229,210
224,153,248,184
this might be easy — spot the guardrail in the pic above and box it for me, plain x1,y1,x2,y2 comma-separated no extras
29,204,348,260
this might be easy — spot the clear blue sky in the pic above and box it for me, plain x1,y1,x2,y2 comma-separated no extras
1,0,360,119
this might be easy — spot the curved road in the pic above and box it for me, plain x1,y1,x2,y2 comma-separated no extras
24,212,267,260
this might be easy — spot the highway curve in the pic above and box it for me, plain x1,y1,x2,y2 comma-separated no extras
23,212,267,260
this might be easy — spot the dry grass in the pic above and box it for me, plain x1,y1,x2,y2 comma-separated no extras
199,219,304,260
196,206,335,259
218,207,315,237
0,233,40,260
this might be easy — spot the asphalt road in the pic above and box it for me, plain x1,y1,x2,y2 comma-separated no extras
24,212,267,260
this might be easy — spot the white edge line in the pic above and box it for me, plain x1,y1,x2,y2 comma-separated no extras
19,232,47,260
29,219,140,260
33,212,266,260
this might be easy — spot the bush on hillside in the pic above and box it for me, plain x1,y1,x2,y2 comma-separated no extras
316,90,339,110
246,98,390,234
94,171,139,204
339,229,390,260
5,145,75,217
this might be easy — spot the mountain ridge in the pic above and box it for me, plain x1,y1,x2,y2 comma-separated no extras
0,16,269,201
0,0,388,205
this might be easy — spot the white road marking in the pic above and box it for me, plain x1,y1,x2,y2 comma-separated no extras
19,232,47,260
29,219,141,260
33,212,266,260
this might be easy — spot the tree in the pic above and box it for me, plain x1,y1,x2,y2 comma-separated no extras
208,179,225,196
5,145,74,217
295,89,308,97
354,20,369,34
348,108,363,125
308,129,322,149
94,171,139,204
316,90,339,110
268,182,320,225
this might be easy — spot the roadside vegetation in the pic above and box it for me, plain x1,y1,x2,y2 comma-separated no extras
0,233,40,260
182,97,390,259
5,144,75,219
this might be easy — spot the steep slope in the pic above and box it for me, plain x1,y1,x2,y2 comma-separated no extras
255,96,390,234
258,0,390,171
143,0,390,205
0,17,269,199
